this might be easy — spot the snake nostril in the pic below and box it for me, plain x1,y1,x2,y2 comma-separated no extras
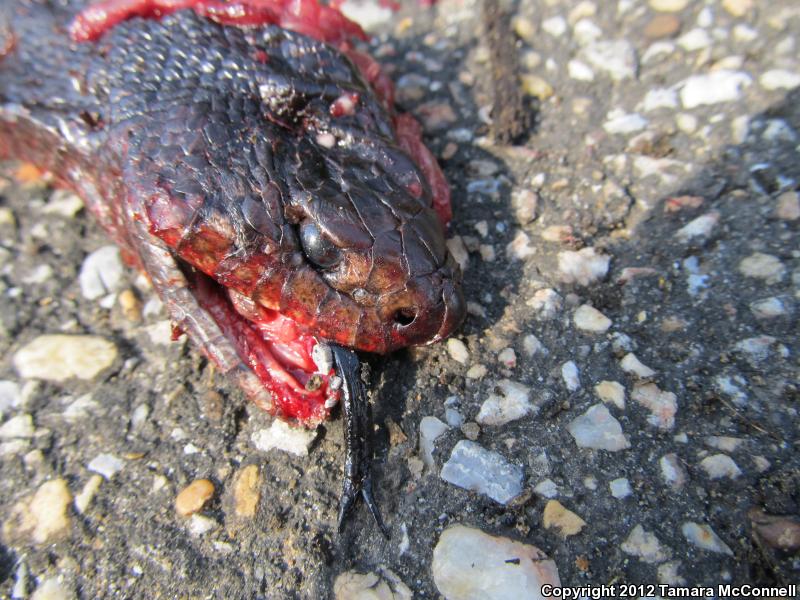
393,307,417,327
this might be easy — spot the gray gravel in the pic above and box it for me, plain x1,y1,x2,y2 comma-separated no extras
1,0,799,597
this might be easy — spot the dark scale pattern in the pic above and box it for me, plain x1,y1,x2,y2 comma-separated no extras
0,1,465,359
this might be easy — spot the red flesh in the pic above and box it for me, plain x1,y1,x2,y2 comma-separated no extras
72,0,453,424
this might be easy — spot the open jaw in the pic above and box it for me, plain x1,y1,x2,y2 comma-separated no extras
184,264,341,426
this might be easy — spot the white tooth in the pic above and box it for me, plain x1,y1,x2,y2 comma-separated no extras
324,396,339,409
328,375,343,391
311,342,333,374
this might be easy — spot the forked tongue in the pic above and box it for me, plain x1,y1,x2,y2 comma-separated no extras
330,344,389,538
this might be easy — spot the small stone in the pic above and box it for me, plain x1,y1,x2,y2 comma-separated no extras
680,71,752,109
649,0,688,11
175,479,215,517
722,0,753,17
476,380,533,426
3,479,72,544
534,479,559,499
677,28,711,51
461,422,480,441
621,524,671,563
749,509,800,551
334,567,412,600
704,436,745,453
446,236,469,273
446,339,469,365
522,334,547,356
568,59,595,81
573,305,612,333
620,353,656,378
511,189,539,224
520,74,553,100
14,335,118,381
87,453,125,479
444,408,464,428
750,297,788,319
567,404,630,451
676,113,698,134
0,414,35,439
232,465,261,518
738,253,785,284
644,14,681,39
594,381,625,410
760,70,800,91
497,348,516,368
775,191,800,220
0,381,22,419
734,336,780,363
432,525,561,599
658,561,686,586
74,474,103,514
117,289,142,322
610,478,632,498
527,288,562,318
187,514,217,537
572,19,602,45
419,416,449,469
558,248,609,285
465,364,488,379
79,245,124,300
582,40,637,81
251,420,316,456
542,16,567,37
675,211,720,241
561,361,581,392
632,383,677,430
603,111,648,134
681,522,733,555
660,454,687,489
30,577,73,600
505,230,536,261
541,225,573,243
415,101,457,132
700,454,742,480
641,88,679,112
543,500,586,537
440,440,523,505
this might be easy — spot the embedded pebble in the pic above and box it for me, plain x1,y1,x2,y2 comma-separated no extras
527,289,562,319
43,189,84,217
30,578,73,600
594,381,625,410
679,71,752,108
649,0,689,11
582,40,637,81
775,190,800,220
74,474,103,514
520,74,554,100
644,14,681,39
603,111,648,134
461,422,480,441
175,479,215,517
542,15,567,37
749,509,800,551
0,414,35,439
632,383,677,430
251,420,316,456
0,380,22,419
621,524,671,563
660,454,687,489
232,464,261,518
700,454,742,480
561,361,580,391
419,416,449,469
3,479,72,544
568,60,595,82
610,478,632,499
446,236,469,272
543,500,586,537
87,453,125,479
440,440,523,504
522,334,547,356
573,305,612,333
620,353,656,378
187,514,218,537
641,88,679,112
567,404,631,451
715,375,749,406
505,230,536,260
681,522,733,555
476,379,533,426
722,0,753,17
497,347,516,368
573,19,602,45
750,297,788,319
759,70,800,90
734,336,781,363
558,248,609,285
444,408,464,428
79,245,124,300
334,567,412,600
738,253,785,283
432,525,561,600
675,211,720,241
677,28,711,52
465,364,488,379
704,436,745,453
446,338,470,365
14,335,118,381
534,479,559,499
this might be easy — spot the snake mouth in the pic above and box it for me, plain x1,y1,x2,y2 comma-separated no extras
184,266,340,425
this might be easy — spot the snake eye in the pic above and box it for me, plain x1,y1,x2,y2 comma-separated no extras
299,221,342,269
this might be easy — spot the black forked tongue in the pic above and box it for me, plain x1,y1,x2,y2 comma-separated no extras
330,344,390,539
